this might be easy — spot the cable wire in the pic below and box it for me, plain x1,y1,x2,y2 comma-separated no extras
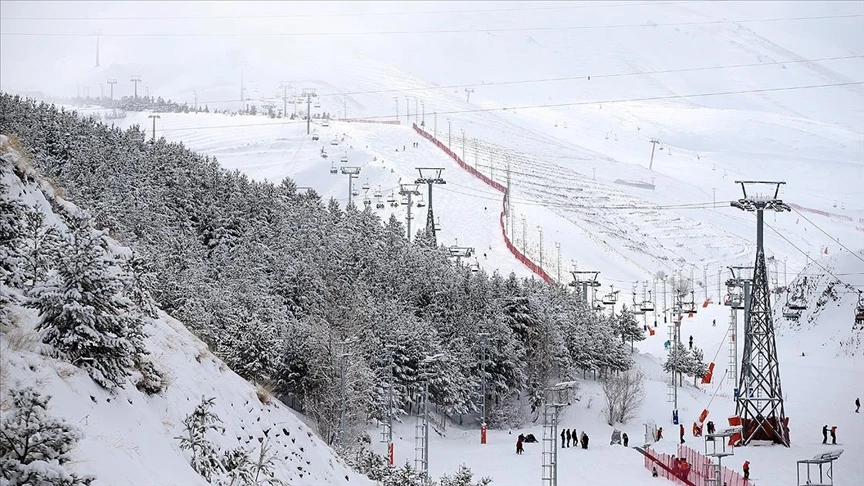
790,207,864,265
3,13,861,37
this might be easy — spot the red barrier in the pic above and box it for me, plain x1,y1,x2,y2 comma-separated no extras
676,445,754,486
642,447,697,486
339,118,401,125
412,123,552,283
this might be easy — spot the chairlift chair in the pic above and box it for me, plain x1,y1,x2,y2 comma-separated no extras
331,138,339,146
787,297,807,311
375,198,385,210
314,101,321,109
322,120,330,127
340,154,348,163
640,298,655,313
329,163,338,175
855,291,864,326
416,194,426,208
362,180,370,191
312,133,319,141
602,292,618,306
363,197,371,207
320,151,328,159
782,302,801,320
374,188,382,198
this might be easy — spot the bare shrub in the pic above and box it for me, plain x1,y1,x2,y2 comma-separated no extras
601,368,645,425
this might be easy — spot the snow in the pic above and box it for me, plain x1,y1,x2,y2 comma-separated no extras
0,147,374,486
3,1,864,484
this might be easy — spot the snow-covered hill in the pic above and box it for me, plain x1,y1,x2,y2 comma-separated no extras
0,136,373,486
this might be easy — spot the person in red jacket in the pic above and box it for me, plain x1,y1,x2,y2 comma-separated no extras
679,459,691,480
657,427,663,440
680,424,686,444
743,460,750,480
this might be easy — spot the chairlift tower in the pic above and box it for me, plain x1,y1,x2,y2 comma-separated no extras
415,168,446,245
569,271,601,304
340,166,361,208
106,79,117,101
731,181,790,447
541,384,571,486
130,75,142,99
399,183,422,241
302,88,318,134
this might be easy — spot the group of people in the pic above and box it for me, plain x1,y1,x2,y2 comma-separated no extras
670,455,692,481
560,428,589,449
515,433,536,454
822,424,838,445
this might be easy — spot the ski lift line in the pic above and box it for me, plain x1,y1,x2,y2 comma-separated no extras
149,81,864,131
762,218,856,289
187,54,864,106
310,55,864,99
790,207,864,265
9,13,862,36
5,2,678,21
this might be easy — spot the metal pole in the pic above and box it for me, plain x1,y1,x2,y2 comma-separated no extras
704,264,709,301
306,95,312,135
348,174,354,207
421,100,425,126
538,226,544,270
522,216,527,254
556,242,561,282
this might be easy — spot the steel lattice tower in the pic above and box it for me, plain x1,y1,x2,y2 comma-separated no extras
416,168,446,245
731,181,790,447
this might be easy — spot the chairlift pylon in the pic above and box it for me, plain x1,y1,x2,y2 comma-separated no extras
855,291,864,325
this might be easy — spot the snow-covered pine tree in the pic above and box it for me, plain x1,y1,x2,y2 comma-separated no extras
28,214,139,389
175,396,225,482
438,464,493,486
616,304,645,352
689,346,709,386
0,180,27,288
0,387,95,485
20,208,61,288
663,341,693,386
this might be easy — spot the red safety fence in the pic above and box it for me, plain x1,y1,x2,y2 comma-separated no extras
676,445,754,486
788,202,857,224
412,123,552,283
339,118,401,125
642,447,697,486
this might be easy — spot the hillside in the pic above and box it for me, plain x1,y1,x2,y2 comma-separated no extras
0,135,373,486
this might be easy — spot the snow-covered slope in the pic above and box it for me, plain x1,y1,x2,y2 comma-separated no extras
0,136,373,486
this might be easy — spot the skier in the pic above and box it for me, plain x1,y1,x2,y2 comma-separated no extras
830,426,837,445
566,428,572,448
516,435,524,455
560,429,566,448
657,427,663,440
689,335,694,350
822,424,828,444
856,397,861,413
623,432,629,447
742,460,750,480
680,424,686,444
712,318,716,327
652,466,659,477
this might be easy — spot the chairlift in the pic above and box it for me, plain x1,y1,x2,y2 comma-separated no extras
363,197,371,207
388,193,398,208
782,302,801,320
329,163,338,175
375,197,385,210
340,154,348,163
312,133,319,141
855,291,864,326
416,194,426,208
787,295,807,311
320,151,328,159
724,286,744,310
314,101,321,109
602,289,618,306
352,189,360,197
374,187,382,199
362,180,370,191
331,138,339,146
640,291,655,313
322,120,329,127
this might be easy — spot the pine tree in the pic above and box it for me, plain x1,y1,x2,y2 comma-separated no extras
0,180,27,288
663,342,693,386
0,387,95,485
29,214,139,389
616,305,645,352
175,396,225,482
689,346,709,386
438,464,493,486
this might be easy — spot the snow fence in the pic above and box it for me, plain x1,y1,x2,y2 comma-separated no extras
412,122,552,283
641,445,753,486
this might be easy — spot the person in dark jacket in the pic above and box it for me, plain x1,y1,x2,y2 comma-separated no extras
680,424,686,444
572,429,578,448
657,427,663,440
856,397,860,413
565,428,571,448
742,460,750,480
623,432,629,447
822,424,828,444
830,426,837,445
581,432,589,449
560,429,566,448
516,435,524,455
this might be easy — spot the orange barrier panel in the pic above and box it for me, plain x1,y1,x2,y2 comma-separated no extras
701,363,715,384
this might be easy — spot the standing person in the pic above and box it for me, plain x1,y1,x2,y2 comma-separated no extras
742,460,750,480
707,421,716,435
689,335,694,349
560,429,566,448
516,435,524,455
822,425,828,444
680,424,686,444
856,397,861,413
657,427,664,440
566,428,572,448
582,432,589,449
623,432,629,447
572,429,578,448
830,426,837,445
